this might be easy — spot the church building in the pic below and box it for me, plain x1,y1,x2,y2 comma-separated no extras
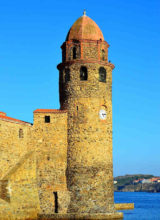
0,12,123,219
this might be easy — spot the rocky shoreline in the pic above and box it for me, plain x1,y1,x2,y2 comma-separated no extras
114,182,160,193
114,174,160,193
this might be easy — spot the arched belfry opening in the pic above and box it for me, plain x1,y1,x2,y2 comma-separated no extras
73,47,76,59
80,66,88,81
101,49,105,61
99,67,106,82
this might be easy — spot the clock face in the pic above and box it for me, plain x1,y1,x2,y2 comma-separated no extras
99,109,107,120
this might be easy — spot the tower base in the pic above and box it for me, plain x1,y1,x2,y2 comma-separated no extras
38,212,123,220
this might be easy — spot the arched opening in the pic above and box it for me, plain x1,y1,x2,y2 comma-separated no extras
80,66,88,81
65,68,70,82
99,67,106,82
73,47,76,59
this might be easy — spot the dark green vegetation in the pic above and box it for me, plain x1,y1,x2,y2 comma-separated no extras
114,175,160,193
114,174,153,187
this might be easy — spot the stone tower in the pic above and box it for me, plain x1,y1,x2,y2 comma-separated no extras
57,13,120,217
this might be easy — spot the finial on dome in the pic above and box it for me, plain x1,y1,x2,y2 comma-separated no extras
83,9,86,16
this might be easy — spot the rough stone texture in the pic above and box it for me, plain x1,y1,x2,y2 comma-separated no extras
61,40,109,63
58,32,116,215
0,150,39,220
0,118,32,180
32,111,69,215
0,111,69,219
82,42,99,60
115,203,134,210
38,212,123,219
0,14,126,219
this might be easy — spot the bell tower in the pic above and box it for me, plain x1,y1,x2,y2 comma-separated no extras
57,13,119,217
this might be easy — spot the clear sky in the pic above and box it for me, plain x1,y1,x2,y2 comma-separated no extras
0,0,159,177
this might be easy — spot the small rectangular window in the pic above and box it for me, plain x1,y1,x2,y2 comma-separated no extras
19,129,24,138
45,116,50,123
80,66,88,81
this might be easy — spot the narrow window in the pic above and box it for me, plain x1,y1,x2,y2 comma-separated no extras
53,192,58,213
45,116,50,123
19,129,23,138
77,106,78,111
65,68,70,82
99,67,106,82
73,47,76,59
102,49,105,61
80,66,88,81
0,180,10,202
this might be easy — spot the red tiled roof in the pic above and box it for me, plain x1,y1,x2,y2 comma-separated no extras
0,112,6,116
0,115,32,125
66,15,104,41
34,109,67,113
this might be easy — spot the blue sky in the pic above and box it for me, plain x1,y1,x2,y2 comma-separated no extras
0,0,159,177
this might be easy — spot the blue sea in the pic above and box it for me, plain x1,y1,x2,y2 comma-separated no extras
114,192,160,220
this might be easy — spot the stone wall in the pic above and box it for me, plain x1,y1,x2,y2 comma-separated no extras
0,151,40,220
0,116,32,180
82,42,99,60
0,115,39,219
61,39,109,63
32,110,69,214
0,110,69,219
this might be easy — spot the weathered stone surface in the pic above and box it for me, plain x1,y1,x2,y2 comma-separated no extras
58,15,116,214
0,118,32,180
115,203,134,210
0,111,69,219
0,14,125,219
38,212,123,220
32,111,69,215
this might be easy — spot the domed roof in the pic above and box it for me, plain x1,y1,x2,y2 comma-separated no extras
66,14,104,41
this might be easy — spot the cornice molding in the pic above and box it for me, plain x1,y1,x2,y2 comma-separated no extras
57,60,115,70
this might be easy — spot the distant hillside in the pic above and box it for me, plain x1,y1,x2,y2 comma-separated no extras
114,174,160,193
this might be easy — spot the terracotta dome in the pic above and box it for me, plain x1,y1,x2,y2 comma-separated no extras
66,14,104,41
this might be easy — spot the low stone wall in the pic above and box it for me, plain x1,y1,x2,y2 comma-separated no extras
38,212,123,220
115,203,134,210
